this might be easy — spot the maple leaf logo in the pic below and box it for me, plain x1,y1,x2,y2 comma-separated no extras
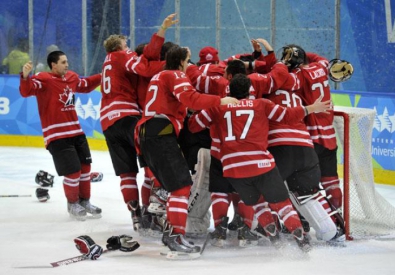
59,86,75,107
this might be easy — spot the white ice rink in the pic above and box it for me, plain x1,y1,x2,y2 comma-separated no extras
1,146,395,275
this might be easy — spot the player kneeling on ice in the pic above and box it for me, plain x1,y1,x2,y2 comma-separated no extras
188,73,332,252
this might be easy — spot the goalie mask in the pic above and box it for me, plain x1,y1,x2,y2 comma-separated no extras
35,170,54,187
328,59,354,82
278,44,307,71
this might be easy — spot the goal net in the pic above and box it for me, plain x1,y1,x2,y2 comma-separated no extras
334,106,395,240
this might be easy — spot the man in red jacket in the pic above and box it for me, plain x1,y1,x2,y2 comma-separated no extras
20,51,101,221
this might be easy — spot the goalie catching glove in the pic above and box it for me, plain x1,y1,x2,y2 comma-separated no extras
74,235,103,260
328,59,354,82
106,235,140,252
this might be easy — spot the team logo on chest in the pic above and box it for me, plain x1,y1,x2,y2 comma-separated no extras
59,85,75,109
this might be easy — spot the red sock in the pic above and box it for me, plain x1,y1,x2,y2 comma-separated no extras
63,171,81,203
79,163,91,199
238,200,255,228
211,192,230,227
269,198,302,233
141,167,153,207
321,176,342,208
167,185,190,235
120,172,139,209
253,198,275,228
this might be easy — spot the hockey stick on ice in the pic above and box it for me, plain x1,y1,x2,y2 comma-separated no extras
51,238,140,267
50,250,110,267
0,195,32,198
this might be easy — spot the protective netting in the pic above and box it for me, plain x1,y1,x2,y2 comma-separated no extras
334,106,395,239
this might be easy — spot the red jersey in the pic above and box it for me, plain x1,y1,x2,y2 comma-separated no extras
100,50,164,131
293,53,336,150
265,87,313,148
136,70,221,137
137,34,165,109
186,62,289,99
188,98,306,178
19,71,101,147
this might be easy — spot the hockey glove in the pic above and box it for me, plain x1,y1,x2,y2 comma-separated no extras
106,235,140,252
35,188,50,202
90,172,103,182
74,235,103,260
35,170,54,187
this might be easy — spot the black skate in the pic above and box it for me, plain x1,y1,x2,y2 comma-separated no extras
149,214,167,238
228,213,242,231
209,216,228,247
256,223,283,249
128,200,142,232
293,228,312,252
237,223,259,247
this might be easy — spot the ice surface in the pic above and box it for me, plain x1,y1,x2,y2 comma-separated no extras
1,146,395,275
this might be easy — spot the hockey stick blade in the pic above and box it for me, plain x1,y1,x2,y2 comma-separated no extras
0,195,32,198
50,250,109,267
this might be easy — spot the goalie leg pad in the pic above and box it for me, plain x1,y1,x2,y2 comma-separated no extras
186,148,212,235
290,192,337,241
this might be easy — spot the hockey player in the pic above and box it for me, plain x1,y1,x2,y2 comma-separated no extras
185,43,289,238
19,52,101,221
135,45,239,256
188,73,332,251
279,45,345,241
99,14,177,232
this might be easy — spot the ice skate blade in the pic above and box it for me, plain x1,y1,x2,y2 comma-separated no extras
239,239,258,248
210,238,225,248
69,214,86,221
166,251,201,260
87,213,102,219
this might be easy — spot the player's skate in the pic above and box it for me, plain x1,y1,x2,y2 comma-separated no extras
326,227,346,247
166,233,201,260
128,200,142,232
139,206,152,236
256,223,283,249
79,198,102,219
149,214,167,238
148,187,168,215
228,212,242,231
238,223,259,247
210,216,228,247
293,228,312,252
67,202,87,221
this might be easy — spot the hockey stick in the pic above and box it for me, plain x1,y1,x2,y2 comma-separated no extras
0,195,32,198
51,238,140,267
50,250,109,267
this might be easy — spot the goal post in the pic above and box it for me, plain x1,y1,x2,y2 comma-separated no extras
334,106,395,240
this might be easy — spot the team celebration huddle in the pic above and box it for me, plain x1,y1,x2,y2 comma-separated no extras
19,13,354,260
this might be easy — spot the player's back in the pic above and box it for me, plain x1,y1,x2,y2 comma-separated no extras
101,50,138,102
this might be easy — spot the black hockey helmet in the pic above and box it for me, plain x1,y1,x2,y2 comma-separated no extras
278,44,307,71
35,170,54,187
